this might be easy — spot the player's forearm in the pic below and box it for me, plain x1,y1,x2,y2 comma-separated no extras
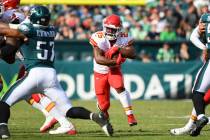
190,27,207,50
0,28,26,41
93,47,117,66
95,55,117,66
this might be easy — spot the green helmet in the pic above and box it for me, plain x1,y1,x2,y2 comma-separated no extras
29,6,51,26
200,13,210,23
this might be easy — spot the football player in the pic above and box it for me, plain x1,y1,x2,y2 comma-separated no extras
0,6,113,139
170,13,210,136
89,14,137,126
0,0,23,95
0,0,76,137
0,0,21,64
0,0,61,133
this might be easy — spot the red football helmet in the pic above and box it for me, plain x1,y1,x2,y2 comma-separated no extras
2,0,20,10
103,14,122,40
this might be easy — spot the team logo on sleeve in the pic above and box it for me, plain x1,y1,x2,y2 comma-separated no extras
19,24,30,33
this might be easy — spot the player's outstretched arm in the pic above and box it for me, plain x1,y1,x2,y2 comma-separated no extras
0,27,27,42
190,26,206,50
0,22,23,62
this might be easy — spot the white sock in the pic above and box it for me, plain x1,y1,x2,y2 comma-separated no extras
190,108,197,122
31,101,49,117
191,108,197,116
40,96,71,127
90,113,93,120
57,116,74,128
185,108,197,128
118,90,133,115
197,114,205,120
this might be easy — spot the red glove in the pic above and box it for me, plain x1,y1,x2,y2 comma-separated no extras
121,57,126,63
105,46,119,59
116,53,123,65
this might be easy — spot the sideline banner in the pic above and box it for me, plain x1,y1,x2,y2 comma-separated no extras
20,0,146,5
0,61,202,100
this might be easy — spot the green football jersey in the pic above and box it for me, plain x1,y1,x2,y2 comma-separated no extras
18,23,56,69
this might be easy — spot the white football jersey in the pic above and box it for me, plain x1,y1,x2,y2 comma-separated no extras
0,9,26,60
0,9,25,23
90,31,133,74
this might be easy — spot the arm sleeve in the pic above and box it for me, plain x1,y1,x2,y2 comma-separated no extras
18,23,32,37
9,23,19,29
190,26,207,50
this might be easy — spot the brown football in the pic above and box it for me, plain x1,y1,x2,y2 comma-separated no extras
111,52,119,60
120,47,133,58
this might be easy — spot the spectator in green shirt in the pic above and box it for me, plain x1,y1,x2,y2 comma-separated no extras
156,43,175,62
160,25,177,41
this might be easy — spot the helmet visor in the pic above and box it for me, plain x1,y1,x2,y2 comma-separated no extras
104,26,120,40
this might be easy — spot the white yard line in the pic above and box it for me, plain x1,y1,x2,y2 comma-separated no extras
166,115,190,119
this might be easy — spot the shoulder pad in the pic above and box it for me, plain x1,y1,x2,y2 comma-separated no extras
89,31,105,47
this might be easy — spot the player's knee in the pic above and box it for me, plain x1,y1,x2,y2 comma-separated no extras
192,90,204,100
192,90,204,95
0,101,10,123
0,101,10,108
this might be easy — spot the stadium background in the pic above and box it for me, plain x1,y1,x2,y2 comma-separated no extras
0,0,209,100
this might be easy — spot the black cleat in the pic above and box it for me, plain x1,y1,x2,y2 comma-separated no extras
92,113,113,136
190,116,208,137
0,124,10,139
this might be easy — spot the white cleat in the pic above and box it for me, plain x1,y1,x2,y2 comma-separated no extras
208,117,210,124
40,116,58,133
170,124,196,135
49,126,77,135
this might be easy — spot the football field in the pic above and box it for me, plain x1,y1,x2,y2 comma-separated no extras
9,100,210,140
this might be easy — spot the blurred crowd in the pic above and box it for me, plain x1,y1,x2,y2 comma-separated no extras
19,0,209,62
31,0,210,41
137,42,191,63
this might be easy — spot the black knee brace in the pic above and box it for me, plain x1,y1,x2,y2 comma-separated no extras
0,101,10,123
66,107,91,120
192,91,205,115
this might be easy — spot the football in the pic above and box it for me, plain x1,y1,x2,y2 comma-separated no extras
111,52,119,60
120,47,134,58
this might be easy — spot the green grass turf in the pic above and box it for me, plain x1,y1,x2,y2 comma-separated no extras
8,100,210,140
